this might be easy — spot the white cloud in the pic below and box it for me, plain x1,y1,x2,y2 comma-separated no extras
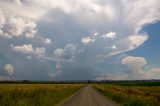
96,66,160,80
24,21,37,38
13,0,22,5
53,44,76,74
34,47,46,58
0,2,37,39
12,44,33,54
12,44,46,59
0,0,46,20
54,48,63,72
63,44,77,63
122,0,160,32
81,37,94,45
1,0,160,33
108,34,148,56
96,56,160,80
44,38,51,44
102,31,116,39
128,35,148,49
121,56,160,79
5,16,26,37
0,9,5,28
122,56,147,68
148,68,160,78
111,45,117,49
122,56,147,79
54,44,77,63
94,33,98,36
4,64,14,75
0,11,37,39
54,48,63,60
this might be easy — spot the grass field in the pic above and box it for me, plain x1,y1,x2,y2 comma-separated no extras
93,83,160,106
0,84,83,106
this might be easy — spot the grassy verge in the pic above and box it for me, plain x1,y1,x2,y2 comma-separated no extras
93,84,160,106
0,84,84,106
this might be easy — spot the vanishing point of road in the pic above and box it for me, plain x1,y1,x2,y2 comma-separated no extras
62,85,120,106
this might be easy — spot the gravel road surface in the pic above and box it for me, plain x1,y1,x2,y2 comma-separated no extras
62,85,120,106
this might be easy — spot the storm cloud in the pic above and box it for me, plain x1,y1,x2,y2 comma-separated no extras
0,0,160,80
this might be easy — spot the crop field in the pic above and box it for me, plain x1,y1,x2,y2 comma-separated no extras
93,82,160,106
0,84,84,106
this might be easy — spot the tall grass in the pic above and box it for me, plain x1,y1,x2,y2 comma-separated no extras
93,84,160,106
0,84,83,106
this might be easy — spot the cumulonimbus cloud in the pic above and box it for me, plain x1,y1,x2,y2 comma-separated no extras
122,56,160,79
0,0,160,80
122,56,147,68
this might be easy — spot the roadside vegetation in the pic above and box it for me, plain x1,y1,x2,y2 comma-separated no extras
0,84,83,106
93,82,160,106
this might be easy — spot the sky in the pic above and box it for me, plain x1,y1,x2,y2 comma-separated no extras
0,0,160,80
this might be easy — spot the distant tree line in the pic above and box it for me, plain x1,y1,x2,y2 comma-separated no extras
0,79,160,86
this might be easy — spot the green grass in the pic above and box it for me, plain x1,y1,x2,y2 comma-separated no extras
0,84,83,106
93,84,160,106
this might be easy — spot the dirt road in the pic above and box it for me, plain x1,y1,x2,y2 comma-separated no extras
62,85,120,106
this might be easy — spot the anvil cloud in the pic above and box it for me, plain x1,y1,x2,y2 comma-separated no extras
0,0,160,80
